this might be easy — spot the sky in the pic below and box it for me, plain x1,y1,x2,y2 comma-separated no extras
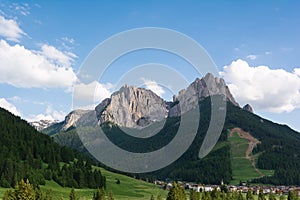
0,0,300,131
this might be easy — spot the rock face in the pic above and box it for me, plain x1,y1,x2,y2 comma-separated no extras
169,73,239,117
62,110,92,130
53,73,240,130
96,85,167,128
243,104,254,113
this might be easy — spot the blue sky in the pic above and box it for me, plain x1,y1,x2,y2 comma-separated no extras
0,0,300,131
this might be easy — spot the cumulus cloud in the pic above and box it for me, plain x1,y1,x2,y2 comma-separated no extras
28,105,66,121
0,98,21,116
141,78,165,97
294,68,300,77
246,54,257,60
221,59,300,113
0,39,77,88
73,81,113,110
0,15,26,42
40,44,76,67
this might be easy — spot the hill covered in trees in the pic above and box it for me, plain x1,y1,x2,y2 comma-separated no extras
0,108,106,189
46,96,300,185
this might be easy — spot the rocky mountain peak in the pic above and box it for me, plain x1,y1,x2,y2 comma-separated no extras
55,73,240,130
97,85,167,128
62,109,92,130
169,73,239,117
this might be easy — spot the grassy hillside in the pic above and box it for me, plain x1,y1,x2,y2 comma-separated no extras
228,130,273,185
0,166,167,200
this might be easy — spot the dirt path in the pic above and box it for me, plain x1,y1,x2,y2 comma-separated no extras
229,128,264,177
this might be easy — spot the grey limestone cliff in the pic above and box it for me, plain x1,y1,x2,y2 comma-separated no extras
169,73,239,117
96,85,167,128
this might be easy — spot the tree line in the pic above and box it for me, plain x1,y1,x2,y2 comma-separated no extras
3,179,113,200
0,108,105,189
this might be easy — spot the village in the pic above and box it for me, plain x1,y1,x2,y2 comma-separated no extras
154,180,300,196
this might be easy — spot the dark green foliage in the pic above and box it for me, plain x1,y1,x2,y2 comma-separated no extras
280,195,286,200
46,95,300,185
0,108,105,189
258,189,266,200
93,187,105,200
220,185,228,193
189,189,200,200
237,191,245,200
99,97,232,184
246,190,254,200
166,182,186,200
3,179,52,200
268,192,276,200
287,190,298,200
226,101,300,185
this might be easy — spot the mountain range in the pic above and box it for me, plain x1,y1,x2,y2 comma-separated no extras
30,119,59,131
42,73,300,185
44,73,240,131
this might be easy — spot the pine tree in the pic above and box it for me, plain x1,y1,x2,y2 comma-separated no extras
231,191,238,200
35,186,46,200
268,192,276,200
246,190,254,200
107,190,114,200
280,195,286,200
70,188,76,200
190,189,200,200
93,187,105,200
166,182,186,200
288,190,297,200
211,189,220,200
238,191,245,200
258,189,266,200
3,189,15,200
14,179,36,200
0,174,10,188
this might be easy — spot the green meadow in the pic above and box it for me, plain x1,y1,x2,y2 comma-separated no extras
228,132,274,185
0,166,167,200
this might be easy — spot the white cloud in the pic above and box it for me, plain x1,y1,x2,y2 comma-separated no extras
0,39,77,88
0,15,26,42
0,98,21,116
73,81,113,110
61,37,75,44
13,3,30,16
28,105,66,121
294,68,300,77
40,44,76,67
141,78,165,97
246,54,257,60
221,59,300,113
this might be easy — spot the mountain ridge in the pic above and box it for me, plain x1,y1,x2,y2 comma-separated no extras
52,73,239,131
43,73,300,185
